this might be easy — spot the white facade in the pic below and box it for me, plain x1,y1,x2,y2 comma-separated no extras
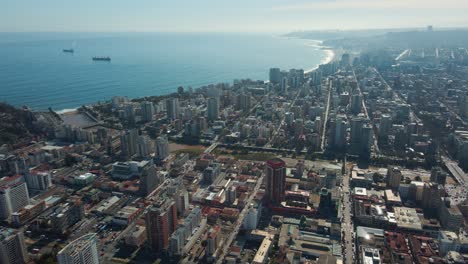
57,233,99,264
243,207,259,230
141,101,155,122
120,129,138,157
26,171,52,191
137,135,152,158
0,178,30,220
166,98,180,120
207,97,219,121
0,228,29,264
156,136,170,160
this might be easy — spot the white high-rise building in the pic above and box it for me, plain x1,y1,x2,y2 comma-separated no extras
169,229,184,256
207,97,219,121
111,96,129,108
0,228,29,264
137,136,152,158
0,175,30,221
243,207,258,230
141,101,155,122
269,68,281,84
57,233,99,264
461,95,468,118
166,98,180,120
206,226,220,256
124,104,136,123
280,76,288,93
156,135,170,160
176,189,189,215
120,129,138,158
379,114,392,138
25,170,52,191
350,92,362,115
285,112,294,126
334,115,347,149
350,116,364,151
387,166,402,189
236,93,251,112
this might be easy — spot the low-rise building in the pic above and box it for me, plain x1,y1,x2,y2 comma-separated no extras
252,237,272,264
111,160,151,180
113,206,142,226
125,225,147,247
393,207,422,231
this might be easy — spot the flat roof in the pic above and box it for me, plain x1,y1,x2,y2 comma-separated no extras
394,207,422,230
385,189,402,203
354,187,367,196
252,238,272,264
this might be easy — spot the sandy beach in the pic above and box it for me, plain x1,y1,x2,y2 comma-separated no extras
305,41,336,73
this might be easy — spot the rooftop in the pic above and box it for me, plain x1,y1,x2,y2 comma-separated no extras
252,237,272,264
58,233,97,257
266,158,286,169
394,207,422,230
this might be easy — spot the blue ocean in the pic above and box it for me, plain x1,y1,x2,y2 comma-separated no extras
0,32,328,111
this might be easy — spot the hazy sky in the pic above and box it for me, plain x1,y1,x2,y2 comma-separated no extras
2,0,468,32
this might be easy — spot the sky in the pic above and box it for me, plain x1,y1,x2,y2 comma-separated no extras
2,0,468,33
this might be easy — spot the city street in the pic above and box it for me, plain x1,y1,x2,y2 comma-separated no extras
215,172,265,264
341,161,355,264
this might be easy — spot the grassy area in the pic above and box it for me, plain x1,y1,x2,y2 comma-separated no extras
239,153,277,161
214,148,277,161
173,148,205,157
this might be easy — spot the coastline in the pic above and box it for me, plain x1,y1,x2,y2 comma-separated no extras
304,40,336,74
55,46,334,114
52,37,333,114
56,108,78,115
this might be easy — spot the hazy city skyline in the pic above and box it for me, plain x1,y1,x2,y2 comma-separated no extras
2,0,468,32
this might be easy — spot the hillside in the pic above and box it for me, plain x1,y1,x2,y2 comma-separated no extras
0,102,37,145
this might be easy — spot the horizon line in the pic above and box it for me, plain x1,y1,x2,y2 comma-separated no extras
3,25,468,34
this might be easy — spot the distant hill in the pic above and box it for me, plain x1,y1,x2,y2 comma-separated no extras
0,102,37,145
286,28,468,49
323,29,468,49
284,28,420,40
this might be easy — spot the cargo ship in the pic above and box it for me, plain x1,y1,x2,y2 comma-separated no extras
92,57,111,61
63,49,74,53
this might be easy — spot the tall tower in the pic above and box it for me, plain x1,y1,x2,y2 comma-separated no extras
57,233,99,264
0,228,29,264
146,199,178,252
236,93,251,112
139,165,161,197
120,129,138,158
0,175,30,221
269,68,281,84
334,115,347,149
206,225,220,257
350,92,362,115
379,114,392,139
166,98,180,120
156,135,169,160
266,158,286,205
350,115,365,155
141,101,155,122
137,135,152,158
124,103,136,124
386,166,402,190
280,76,288,94
207,97,219,121
361,124,373,158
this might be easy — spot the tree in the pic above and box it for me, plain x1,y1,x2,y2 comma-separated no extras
299,215,307,228
64,154,77,167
